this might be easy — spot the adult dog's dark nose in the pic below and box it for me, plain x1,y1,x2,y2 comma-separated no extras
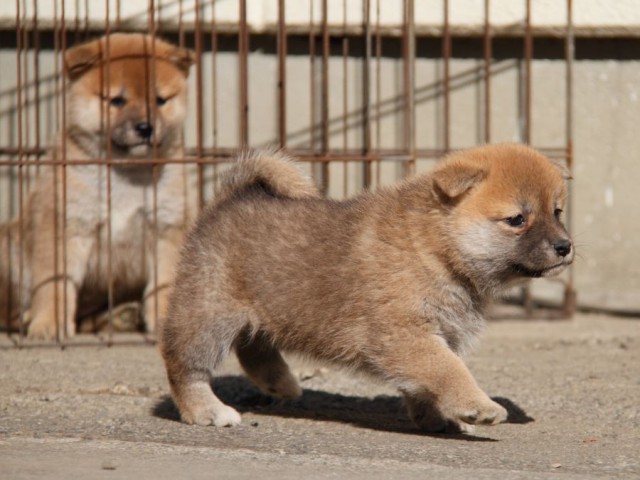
553,239,572,257
135,122,153,139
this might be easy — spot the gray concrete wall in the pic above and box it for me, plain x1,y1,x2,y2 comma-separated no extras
573,60,640,312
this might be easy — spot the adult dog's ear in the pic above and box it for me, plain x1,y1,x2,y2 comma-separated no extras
64,39,102,81
432,159,488,201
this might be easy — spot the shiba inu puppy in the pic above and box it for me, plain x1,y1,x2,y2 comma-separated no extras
160,144,573,433
0,33,194,339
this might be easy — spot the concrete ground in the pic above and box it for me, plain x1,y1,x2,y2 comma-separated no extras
0,312,638,479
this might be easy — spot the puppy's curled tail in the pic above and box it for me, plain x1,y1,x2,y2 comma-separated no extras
217,149,320,203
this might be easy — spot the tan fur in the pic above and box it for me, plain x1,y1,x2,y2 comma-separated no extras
0,34,195,339
160,144,574,433
216,149,320,205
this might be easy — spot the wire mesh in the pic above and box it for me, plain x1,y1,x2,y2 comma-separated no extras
0,0,575,347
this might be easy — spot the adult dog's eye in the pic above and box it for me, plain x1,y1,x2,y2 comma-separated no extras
156,96,167,106
554,208,563,219
109,96,126,107
505,214,526,227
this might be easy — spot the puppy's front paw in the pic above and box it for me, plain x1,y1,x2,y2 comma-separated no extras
404,395,449,432
457,398,508,426
26,320,55,340
27,315,73,340
405,392,507,433
440,394,507,431
182,403,242,427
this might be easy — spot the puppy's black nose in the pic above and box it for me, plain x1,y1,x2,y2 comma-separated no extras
135,122,153,139
553,239,572,257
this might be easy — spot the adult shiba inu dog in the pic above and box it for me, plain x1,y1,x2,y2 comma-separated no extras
160,144,573,433
0,33,194,339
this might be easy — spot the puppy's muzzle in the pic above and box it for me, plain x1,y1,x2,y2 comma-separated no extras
135,122,154,140
552,239,572,257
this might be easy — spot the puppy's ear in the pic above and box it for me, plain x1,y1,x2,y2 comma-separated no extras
549,158,572,180
64,39,102,81
432,160,488,200
166,46,195,76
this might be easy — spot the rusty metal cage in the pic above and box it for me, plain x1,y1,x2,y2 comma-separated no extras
0,0,575,347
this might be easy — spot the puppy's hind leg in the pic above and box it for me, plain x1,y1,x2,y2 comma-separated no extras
170,378,242,427
235,328,302,400
161,311,246,427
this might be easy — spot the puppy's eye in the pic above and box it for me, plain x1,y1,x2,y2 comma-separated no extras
554,208,563,219
109,96,126,107
505,214,526,227
156,96,167,106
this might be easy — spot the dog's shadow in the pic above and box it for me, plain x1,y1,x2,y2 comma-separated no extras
153,375,533,442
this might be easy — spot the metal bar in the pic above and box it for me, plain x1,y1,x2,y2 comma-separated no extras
564,0,576,317
443,0,451,152
342,0,348,197
32,0,41,178
73,0,80,42
75,0,83,39
0,15,601,38
0,145,575,167
309,0,316,157
149,0,161,343
0,337,162,351
522,0,534,316
484,0,491,143
239,0,249,147
524,0,532,144
278,0,287,148
15,0,25,343
402,0,415,176
210,0,219,197
83,0,89,39
375,0,381,187
402,0,409,176
21,0,30,187
61,0,70,346
104,3,114,346
296,154,416,163
53,151,419,165
362,0,372,189
195,0,205,209
116,0,121,30
566,0,574,172
178,0,185,47
51,0,61,344
90,3,105,344
321,0,330,194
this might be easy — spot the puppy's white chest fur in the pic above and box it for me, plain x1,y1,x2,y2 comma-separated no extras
109,183,143,236
65,164,185,238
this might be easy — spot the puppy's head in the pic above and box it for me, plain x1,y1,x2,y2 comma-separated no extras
433,144,573,288
64,33,194,158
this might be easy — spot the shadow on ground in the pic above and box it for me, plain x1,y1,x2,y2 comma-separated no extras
153,375,533,442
